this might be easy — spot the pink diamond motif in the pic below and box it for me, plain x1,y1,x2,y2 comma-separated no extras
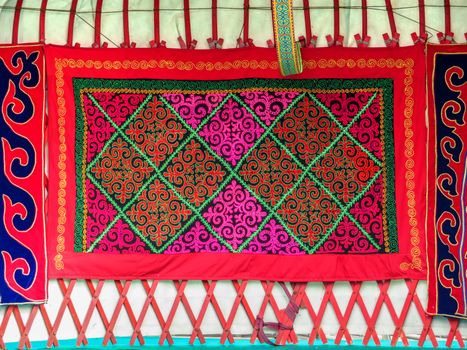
203,180,267,250
199,99,264,166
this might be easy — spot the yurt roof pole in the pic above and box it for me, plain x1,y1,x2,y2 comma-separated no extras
355,0,370,47
39,0,47,43
93,0,107,48
303,0,312,44
66,0,78,46
411,0,427,44
121,0,135,47
12,0,23,44
150,0,165,48
382,0,400,47
438,0,454,43
208,0,223,48
299,0,317,47
237,0,253,47
326,0,343,46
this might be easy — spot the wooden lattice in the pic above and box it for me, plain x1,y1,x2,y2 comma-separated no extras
0,279,465,349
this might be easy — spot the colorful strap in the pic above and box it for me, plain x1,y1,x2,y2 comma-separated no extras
272,0,303,76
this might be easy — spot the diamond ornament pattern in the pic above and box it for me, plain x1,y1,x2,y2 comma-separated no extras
77,80,395,255
199,98,264,166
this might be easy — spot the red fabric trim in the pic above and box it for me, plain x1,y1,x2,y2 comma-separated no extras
12,0,23,44
45,45,427,282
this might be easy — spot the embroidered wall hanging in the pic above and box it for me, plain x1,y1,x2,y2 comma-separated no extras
0,44,47,304
46,45,426,281
427,44,467,318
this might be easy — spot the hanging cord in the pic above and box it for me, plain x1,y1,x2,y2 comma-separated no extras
382,0,399,47
178,0,196,49
39,0,47,43
207,0,223,49
255,282,302,346
411,0,427,44
66,0,78,46
12,0,23,44
326,0,343,46
298,0,317,48
437,0,454,43
354,0,370,47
